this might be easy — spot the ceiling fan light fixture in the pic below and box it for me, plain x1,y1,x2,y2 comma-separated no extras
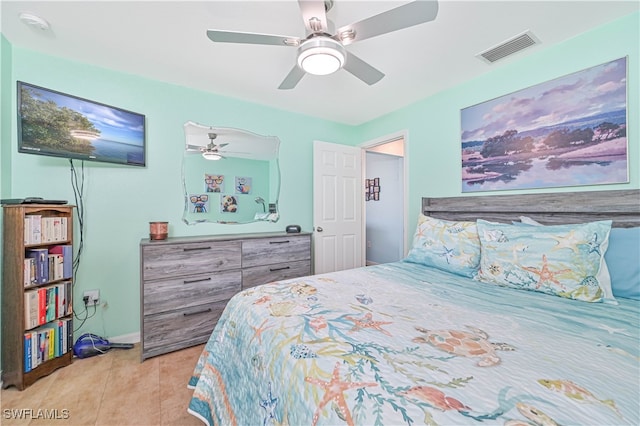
202,151,222,161
338,29,356,44
19,12,50,31
297,37,345,76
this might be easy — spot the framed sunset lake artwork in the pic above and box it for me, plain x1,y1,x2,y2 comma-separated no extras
461,57,628,193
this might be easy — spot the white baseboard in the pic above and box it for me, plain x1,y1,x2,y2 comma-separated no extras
108,332,140,344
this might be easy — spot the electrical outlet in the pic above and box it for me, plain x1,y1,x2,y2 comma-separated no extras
83,289,100,307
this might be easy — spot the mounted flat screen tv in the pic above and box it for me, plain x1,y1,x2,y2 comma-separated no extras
17,81,146,167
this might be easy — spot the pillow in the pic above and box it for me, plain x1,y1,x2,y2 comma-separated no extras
605,227,640,300
476,219,615,303
513,218,638,300
404,214,480,277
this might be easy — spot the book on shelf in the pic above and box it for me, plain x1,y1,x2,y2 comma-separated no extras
45,287,56,322
24,290,39,329
24,333,32,372
26,249,49,284
23,318,73,372
37,288,47,325
48,245,73,279
24,216,68,245
23,257,37,286
24,215,42,245
48,253,64,281
57,283,65,320
24,283,71,329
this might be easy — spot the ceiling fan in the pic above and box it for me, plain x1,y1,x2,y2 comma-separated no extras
186,132,229,160
206,0,439,89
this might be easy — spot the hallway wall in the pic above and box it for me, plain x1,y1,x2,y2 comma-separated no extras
365,151,404,264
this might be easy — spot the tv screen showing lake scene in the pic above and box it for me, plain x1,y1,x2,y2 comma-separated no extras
460,57,628,192
18,81,146,167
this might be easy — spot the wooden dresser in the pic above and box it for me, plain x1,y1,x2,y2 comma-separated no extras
140,232,311,360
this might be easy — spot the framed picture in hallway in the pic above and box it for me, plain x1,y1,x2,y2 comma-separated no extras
365,178,380,201
460,57,628,193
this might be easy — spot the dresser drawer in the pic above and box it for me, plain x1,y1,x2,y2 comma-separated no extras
143,270,241,315
142,301,226,360
142,240,241,281
243,259,311,289
242,235,310,268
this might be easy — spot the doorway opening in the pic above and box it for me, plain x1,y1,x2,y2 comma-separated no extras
362,134,406,266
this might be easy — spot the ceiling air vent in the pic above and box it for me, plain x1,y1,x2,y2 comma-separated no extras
477,31,539,64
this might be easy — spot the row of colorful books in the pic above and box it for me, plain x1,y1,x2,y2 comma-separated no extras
24,282,73,330
24,245,73,286
24,215,69,245
23,318,73,373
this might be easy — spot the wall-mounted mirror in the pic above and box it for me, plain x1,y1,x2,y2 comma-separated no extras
182,121,280,224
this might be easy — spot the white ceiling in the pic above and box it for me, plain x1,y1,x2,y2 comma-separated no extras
1,1,638,125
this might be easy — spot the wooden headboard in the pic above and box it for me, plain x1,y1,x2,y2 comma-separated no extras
422,189,640,228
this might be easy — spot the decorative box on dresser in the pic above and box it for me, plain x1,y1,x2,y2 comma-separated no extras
140,231,311,360
2,204,75,390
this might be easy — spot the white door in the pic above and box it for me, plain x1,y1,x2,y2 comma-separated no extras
313,141,363,274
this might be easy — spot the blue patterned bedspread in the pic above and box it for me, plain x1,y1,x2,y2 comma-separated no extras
187,262,640,425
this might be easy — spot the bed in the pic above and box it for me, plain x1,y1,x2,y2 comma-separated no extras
187,189,640,426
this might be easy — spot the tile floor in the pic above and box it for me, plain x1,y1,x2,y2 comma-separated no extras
1,344,205,426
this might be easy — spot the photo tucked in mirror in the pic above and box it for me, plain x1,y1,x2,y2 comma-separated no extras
182,121,280,224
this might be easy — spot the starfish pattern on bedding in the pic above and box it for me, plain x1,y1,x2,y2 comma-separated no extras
551,230,581,253
522,254,571,289
251,319,273,344
457,250,476,266
259,382,278,426
586,233,602,255
598,324,627,334
438,245,455,264
305,362,377,426
344,312,392,336
253,295,271,305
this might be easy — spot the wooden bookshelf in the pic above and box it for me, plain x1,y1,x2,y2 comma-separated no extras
2,204,74,390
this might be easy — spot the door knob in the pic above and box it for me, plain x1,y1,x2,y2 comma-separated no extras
316,226,323,232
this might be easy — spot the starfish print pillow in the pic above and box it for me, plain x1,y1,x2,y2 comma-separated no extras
404,214,481,278
475,219,615,303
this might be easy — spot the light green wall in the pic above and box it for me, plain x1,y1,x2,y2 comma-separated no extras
5,48,356,341
357,12,639,245
1,34,11,195
0,12,638,348
1,33,13,370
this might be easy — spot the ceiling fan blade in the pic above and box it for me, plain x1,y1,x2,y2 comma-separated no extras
186,144,204,151
207,30,300,47
278,66,306,90
336,0,438,45
298,0,328,34
343,52,385,85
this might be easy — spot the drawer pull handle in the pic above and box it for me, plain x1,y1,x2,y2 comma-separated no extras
183,246,212,252
269,240,290,244
184,308,212,317
184,277,212,284
270,266,291,272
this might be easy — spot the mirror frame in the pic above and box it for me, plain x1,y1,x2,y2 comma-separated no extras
181,121,281,225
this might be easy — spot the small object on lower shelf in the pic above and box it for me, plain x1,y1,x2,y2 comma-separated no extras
149,221,168,240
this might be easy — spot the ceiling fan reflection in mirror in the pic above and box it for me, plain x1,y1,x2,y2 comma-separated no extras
206,0,439,89
186,132,229,160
